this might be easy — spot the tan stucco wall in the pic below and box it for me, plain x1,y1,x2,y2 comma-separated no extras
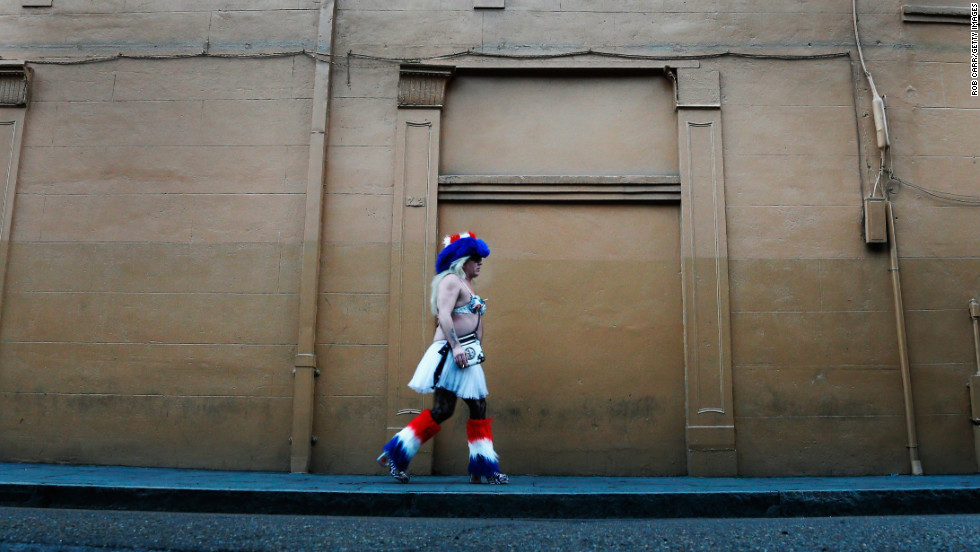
0,2,319,470
0,0,977,476
716,54,976,475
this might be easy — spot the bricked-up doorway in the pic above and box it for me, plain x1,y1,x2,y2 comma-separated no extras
432,72,686,475
436,203,685,475
389,65,735,476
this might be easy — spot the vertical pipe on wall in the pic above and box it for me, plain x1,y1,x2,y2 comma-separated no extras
968,299,980,473
290,1,337,474
970,299,980,376
886,200,923,475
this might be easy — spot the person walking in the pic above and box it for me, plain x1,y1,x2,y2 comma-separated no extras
377,232,508,485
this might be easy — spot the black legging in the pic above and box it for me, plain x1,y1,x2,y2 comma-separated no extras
430,387,486,424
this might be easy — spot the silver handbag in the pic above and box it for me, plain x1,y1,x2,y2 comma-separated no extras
459,330,485,367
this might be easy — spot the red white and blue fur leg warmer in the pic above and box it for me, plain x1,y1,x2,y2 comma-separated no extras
382,409,441,472
467,418,508,484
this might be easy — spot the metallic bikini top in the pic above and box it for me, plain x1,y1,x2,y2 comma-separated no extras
452,293,487,315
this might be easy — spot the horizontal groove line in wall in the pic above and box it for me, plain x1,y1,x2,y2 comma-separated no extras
729,153,861,157
439,182,681,188
0,392,293,399
439,187,681,194
901,308,980,312
19,143,314,148
438,190,681,195
324,192,394,196
318,343,388,347
732,309,897,314
907,362,980,367
723,256,980,261
314,395,384,399
11,241,306,246
341,8,861,14
25,145,312,149
735,414,904,420
735,364,902,369
438,175,681,184
5,341,299,347
438,195,681,202
316,343,387,347
26,9,315,14
724,103,855,108
889,154,980,158
734,308,979,314
17,192,306,197
733,363,961,370
727,204,859,207
319,241,393,246
37,98,309,104
16,291,299,296
333,96,398,101
916,106,980,111
892,256,980,260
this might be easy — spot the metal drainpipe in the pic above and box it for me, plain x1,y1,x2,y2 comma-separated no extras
887,200,923,475
289,1,337,474
968,298,980,473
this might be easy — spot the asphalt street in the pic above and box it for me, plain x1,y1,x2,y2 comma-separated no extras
2,507,980,552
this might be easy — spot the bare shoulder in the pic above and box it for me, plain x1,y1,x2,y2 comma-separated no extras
439,273,463,292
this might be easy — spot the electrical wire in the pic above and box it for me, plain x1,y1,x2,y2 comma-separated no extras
346,47,851,63
852,0,978,207
24,49,327,65
17,46,851,67
887,173,980,206
852,0,881,98
854,0,888,201
871,150,886,199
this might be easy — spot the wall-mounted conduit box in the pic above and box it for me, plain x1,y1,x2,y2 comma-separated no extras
863,196,888,244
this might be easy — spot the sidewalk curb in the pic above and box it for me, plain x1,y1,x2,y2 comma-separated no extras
3,484,980,518
3,463,979,519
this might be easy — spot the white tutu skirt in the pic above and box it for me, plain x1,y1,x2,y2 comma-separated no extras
407,340,489,399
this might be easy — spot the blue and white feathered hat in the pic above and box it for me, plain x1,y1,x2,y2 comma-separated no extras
435,232,490,273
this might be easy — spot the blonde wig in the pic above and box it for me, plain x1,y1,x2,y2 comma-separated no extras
429,256,470,316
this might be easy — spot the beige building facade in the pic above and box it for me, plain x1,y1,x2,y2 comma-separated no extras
0,0,978,477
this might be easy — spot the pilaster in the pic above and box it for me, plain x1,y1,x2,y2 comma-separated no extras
386,65,454,474
675,68,738,476
0,61,31,328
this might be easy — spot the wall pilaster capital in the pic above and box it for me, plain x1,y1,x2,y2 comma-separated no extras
0,61,31,107
398,65,455,108
674,68,720,109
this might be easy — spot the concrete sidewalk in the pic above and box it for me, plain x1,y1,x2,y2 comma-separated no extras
1,462,978,519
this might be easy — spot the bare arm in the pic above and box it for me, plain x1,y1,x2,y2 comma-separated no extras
435,276,468,367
